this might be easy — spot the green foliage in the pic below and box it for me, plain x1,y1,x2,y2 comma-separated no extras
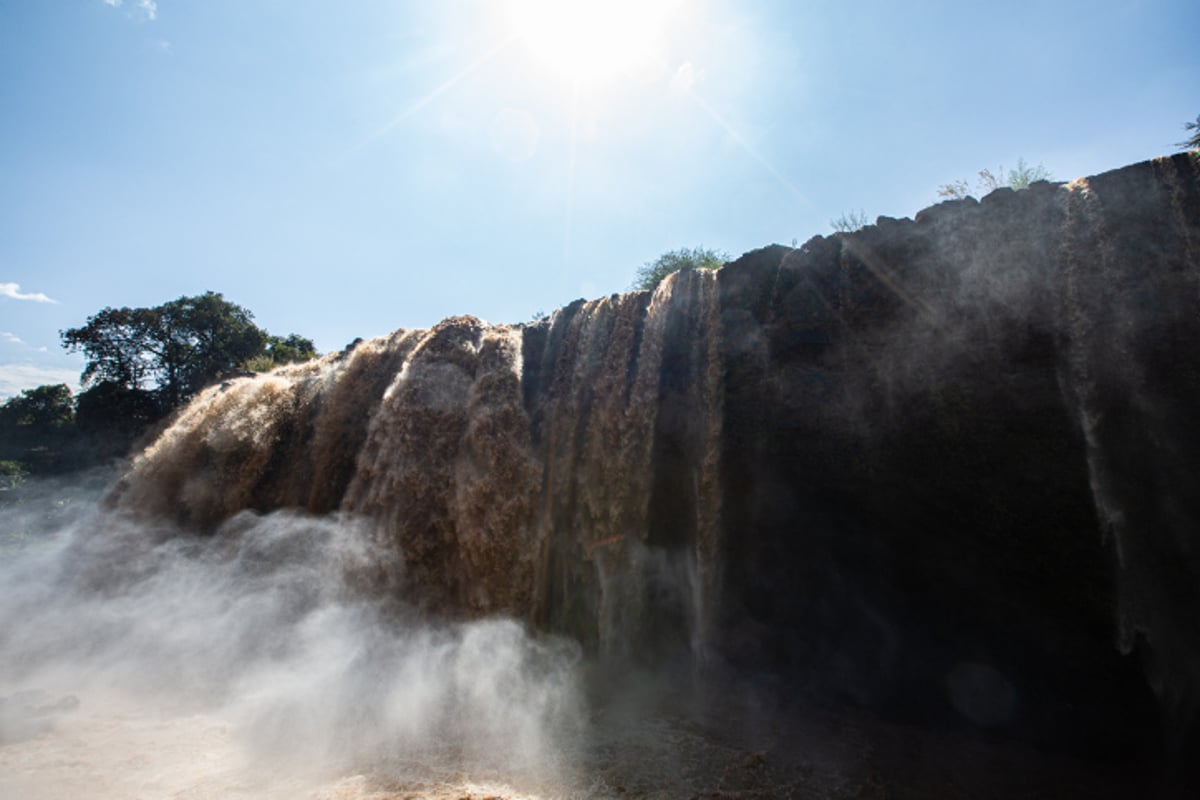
0,460,27,491
61,291,268,410
632,246,729,292
264,333,318,366
245,354,277,373
75,381,160,444
1004,157,1053,190
0,385,79,474
154,292,268,406
245,334,319,372
59,305,156,390
0,384,74,429
830,210,870,233
0,294,319,477
1181,114,1200,151
938,158,1053,200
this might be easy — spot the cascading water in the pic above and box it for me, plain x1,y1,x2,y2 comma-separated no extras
341,319,540,616
1057,156,1200,750
107,267,729,663
6,153,1200,797
522,268,725,661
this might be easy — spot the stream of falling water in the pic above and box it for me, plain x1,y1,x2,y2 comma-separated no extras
6,156,1198,797
0,271,753,800
1057,158,1200,745
106,269,729,663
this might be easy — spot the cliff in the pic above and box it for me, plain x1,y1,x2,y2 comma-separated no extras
108,153,1200,765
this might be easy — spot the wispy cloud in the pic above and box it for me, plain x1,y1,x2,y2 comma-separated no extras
0,364,80,400
0,283,57,304
1,332,48,353
100,0,157,21
670,61,698,93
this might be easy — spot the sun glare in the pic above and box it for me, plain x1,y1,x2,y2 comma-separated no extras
509,0,683,85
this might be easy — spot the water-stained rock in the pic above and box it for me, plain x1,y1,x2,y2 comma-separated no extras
109,154,1200,768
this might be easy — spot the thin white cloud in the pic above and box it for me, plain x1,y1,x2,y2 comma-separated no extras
100,0,156,21
671,61,698,93
0,283,57,304
0,364,80,400
1,332,47,353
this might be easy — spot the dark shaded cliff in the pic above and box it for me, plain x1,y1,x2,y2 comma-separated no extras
108,154,1200,776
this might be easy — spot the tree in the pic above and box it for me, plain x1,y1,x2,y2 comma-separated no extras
75,380,160,443
151,292,267,407
246,334,321,372
0,460,26,492
632,246,729,292
938,158,1053,200
0,384,78,474
59,306,157,391
61,291,267,411
0,384,74,430
264,333,318,366
830,210,870,233
1180,114,1200,151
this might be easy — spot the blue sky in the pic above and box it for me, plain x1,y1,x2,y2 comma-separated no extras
1,0,1196,398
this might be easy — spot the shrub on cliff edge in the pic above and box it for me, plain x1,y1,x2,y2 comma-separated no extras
1181,114,1200,151
632,246,729,292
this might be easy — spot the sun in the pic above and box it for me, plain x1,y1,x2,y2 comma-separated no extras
508,0,683,86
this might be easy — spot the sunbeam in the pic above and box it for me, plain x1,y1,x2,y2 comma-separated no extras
351,36,516,155
561,86,582,298
684,86,814,208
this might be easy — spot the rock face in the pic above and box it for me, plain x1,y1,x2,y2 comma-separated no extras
109,154,1200,762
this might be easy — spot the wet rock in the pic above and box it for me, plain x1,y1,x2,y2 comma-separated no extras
110,155,1200,768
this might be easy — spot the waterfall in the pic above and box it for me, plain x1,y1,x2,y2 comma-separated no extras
105,154,1200,762
110,271,728,664
1057,155,1200,746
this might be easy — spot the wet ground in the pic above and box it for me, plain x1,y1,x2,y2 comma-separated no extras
1,684,1173,800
